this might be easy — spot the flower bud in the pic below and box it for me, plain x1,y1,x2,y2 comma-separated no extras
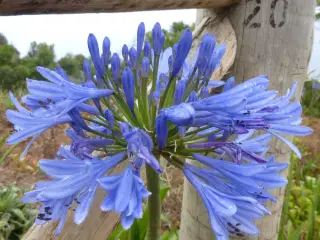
111,53,120,84
122,67,135,113
141,57,150,78
129,47,138,69
152,23,165,55
137,22,145,57
122,44,129,63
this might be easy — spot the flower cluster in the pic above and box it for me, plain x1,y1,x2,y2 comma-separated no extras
7,22,311,239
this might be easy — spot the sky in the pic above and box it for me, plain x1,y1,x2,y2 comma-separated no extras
0,8,319,79
0,10,196,59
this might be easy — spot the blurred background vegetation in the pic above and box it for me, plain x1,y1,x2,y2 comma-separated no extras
0,19,319,239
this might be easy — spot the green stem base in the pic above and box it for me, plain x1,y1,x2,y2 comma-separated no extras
146,165,161,240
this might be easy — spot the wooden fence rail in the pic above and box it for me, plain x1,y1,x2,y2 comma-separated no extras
0,0,238,15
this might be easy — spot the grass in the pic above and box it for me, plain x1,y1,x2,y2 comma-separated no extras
279,139,320,240
0,88,26,111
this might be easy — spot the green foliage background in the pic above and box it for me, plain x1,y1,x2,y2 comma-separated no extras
0,33,86,90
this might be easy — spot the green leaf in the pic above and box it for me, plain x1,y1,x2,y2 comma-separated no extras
108,222,125,240
287,221,307,240
0,144,16,165
0,134,9,149
306,177,320,240
113,94,140,127
128,220,140,240
11,209,26,221
0,221,8,229
161,78,176,109
278,151,294,240
160,231,170,240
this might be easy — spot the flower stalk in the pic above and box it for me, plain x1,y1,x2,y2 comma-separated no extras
146,164,161,240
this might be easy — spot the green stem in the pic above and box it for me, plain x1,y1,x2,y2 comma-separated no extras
150,55,160,131
146,165,161,240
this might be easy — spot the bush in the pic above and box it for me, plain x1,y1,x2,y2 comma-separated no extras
0,185,36,240
279,139,320,240
301,80,320,117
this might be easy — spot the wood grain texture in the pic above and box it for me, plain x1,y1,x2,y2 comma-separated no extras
22,163,126,240
179,9,237,239
179,1,314,240
0,0,239,16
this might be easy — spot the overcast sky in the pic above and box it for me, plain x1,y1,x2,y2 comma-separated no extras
0,9,319,79
0,10,196,59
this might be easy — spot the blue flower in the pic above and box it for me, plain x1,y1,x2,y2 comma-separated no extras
98,164,150,229
25,67,112,117
104,109,115,128
187,130,273,163
137,22,145,57
187,91,198,102
192,154,288,194
88,33,104,78
152,23,165,55
101,37,111,75
195,33,216,74
6,93,72,145
129,47,138,70
200,86,209,98
21,151,126,235
174,79,186,105
184,165,271,239
121,124,162,173
122,44,129,63
111,53,120,84
5,22,311,239
203,44,226,81
122,67,135,113
144,41,151,58
55,66,70,81
172,28,192,77
161,102,195,126
141,57,150,78
83,59,92,81
156,113,168,149
223,77,235,91
66,129,114,159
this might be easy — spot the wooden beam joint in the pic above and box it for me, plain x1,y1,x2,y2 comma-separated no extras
0,0,239,16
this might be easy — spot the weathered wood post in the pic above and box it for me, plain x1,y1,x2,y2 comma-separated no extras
179,1,315,240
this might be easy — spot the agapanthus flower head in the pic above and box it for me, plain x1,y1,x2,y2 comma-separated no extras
6,22,311,239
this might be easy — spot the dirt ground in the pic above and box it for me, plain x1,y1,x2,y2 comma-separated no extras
0,114,319,230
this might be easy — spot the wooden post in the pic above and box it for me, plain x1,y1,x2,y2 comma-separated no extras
0,0,238,15
179,1,315,240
